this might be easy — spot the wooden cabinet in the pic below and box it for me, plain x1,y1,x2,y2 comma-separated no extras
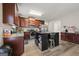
61,32,79,44
19,17,42,27
28,17,42,27
3,3,21,26
61,32,73,42
3,3,15,24
14,16,20,26
3,37,24,56
24,32,30,40
67,33,74,42
3,3,44,27
34,20,41,27
29,18,35,26
74,34,79,43
20,18,26,27
61,33,68,41
25,19,29,27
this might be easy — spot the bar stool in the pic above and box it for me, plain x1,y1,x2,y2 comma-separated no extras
49,39,55,48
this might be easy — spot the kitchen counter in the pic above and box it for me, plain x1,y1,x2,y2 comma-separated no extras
3,32,24,38
61,32,79,44
2,32,24,56
3,35,24,56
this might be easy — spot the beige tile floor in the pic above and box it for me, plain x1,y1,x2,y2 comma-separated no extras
22,40,79,56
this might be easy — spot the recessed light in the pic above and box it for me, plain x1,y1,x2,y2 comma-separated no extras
29,9,42,16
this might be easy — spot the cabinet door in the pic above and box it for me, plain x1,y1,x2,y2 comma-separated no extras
3,3,15,24
34,20,40,27
65,33,69,41
67,33,74,42
25,19,29,27
76,34,79,43
14,16,20,26
20,19,25,27
61,33,68,41
61,33,66,40
15,37,24,56
29,18,35,26
74,34,79,43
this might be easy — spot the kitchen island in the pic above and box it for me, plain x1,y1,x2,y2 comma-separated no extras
35,32,59,51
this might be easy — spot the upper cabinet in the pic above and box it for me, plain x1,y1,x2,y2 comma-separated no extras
14,4,20,26
20,17,25,27
19,17,44,28
28,17,43,27
3,3,15,24
3,3,44,27
14,16,20,26
25,18,29,27
3,3,20,26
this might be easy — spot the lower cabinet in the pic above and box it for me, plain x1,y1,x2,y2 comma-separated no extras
67,33,74,42
74,34,79,44
61,32,79,44
24,32,30,40
3,37,24,56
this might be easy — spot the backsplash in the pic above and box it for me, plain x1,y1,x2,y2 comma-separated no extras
62,25,79,33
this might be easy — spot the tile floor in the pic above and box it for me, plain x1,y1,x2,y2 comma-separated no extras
22,40,79,56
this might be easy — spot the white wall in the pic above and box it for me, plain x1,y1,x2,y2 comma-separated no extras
48,20,61,32
61,11,79,32
48,21,54,32
53,20,61,32
48,10,79,32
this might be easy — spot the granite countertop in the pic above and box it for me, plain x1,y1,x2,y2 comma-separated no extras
2,32,24,38
61,32,79,34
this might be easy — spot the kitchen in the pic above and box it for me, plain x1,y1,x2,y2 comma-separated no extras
0,3,79,56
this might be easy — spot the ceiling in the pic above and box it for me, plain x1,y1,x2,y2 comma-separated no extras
17,3,79,22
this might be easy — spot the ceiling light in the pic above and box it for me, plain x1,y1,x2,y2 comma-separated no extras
29,9,42,16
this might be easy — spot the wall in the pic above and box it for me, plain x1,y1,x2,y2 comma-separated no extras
48,20,54,32
48,20,61,32
48,10,79,33
61,11,79,32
